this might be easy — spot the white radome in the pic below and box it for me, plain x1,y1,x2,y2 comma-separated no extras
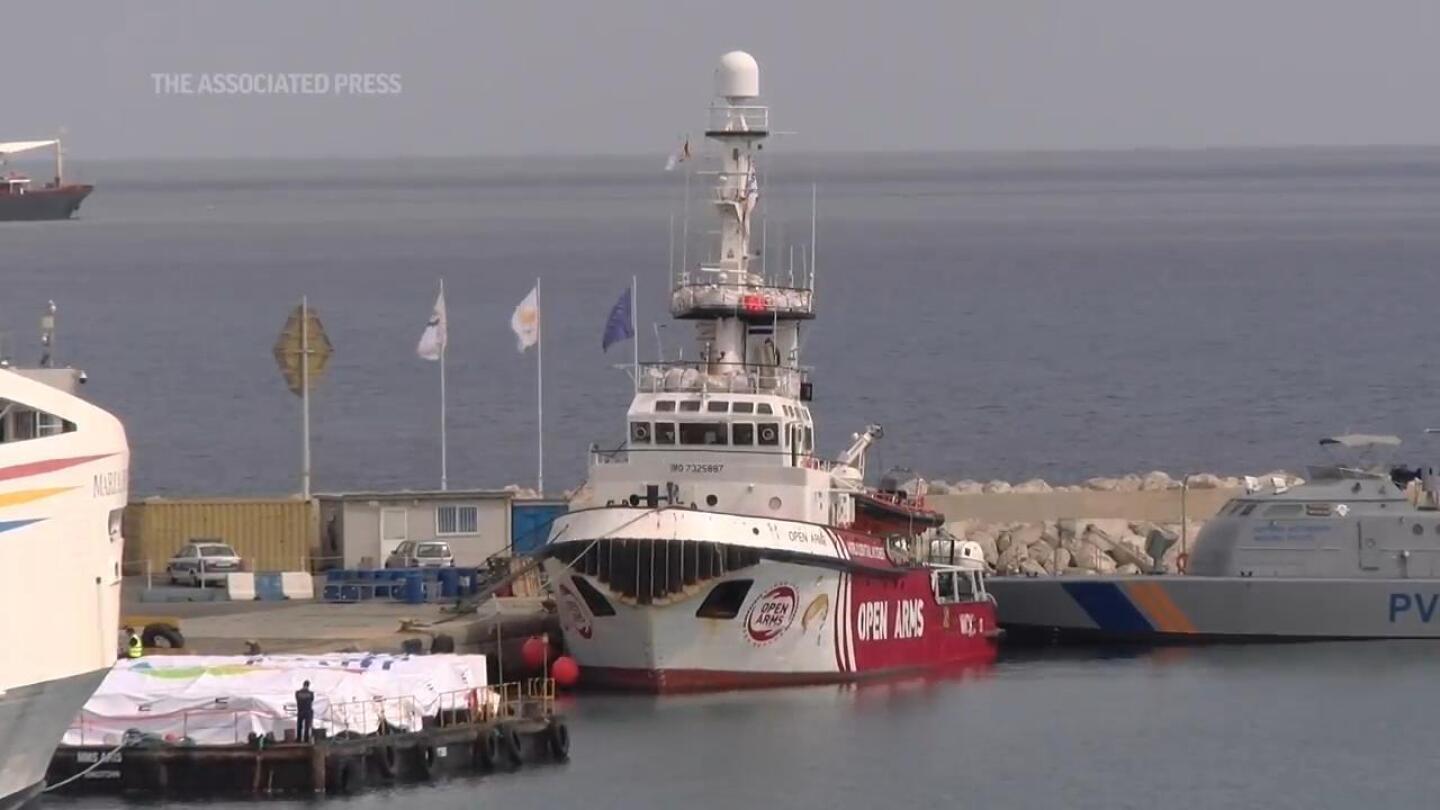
715,50,759,99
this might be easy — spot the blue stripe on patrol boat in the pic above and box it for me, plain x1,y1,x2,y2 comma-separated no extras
1062,582,1154,634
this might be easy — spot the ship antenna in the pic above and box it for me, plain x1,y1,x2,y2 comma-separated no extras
810,182,817,293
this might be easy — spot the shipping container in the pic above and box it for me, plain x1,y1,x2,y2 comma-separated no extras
124,498,317,574
511,500,567,556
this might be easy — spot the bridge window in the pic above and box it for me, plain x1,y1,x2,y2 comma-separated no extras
733,402,754,414
756,403,773,415
571,576,616,617
805,427,813,451
707,401,728,412
680,401,701,412
1263,504,1302,517
680,422,728,445
655,422,677,444
733,423,755,445
757,423,779,446
630,422,651,443
655,401,676,412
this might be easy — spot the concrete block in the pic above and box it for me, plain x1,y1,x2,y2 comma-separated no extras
225,573,256,601
281,572,315,600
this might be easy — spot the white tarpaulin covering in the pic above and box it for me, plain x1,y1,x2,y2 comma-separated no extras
0,140,57,157
63,653,490,747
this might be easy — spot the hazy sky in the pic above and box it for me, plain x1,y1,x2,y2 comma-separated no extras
8,0,1440,159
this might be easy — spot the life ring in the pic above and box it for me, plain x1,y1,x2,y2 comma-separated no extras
416,745,439,779
1176,552,1190,574
500,725,524,770
760,426,777,443
371,744,398,779
473,727,501,770
546,720,571,762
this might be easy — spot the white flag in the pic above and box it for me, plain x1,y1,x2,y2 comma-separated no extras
511,285,540,352
416,287,447,361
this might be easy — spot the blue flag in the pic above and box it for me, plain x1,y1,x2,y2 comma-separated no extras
602,287,634,352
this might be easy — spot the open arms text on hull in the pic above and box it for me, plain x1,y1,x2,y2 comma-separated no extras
538,52,998,692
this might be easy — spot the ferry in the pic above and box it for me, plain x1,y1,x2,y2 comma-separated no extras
0,348,128,806
540,52,997,692
0,140,93,221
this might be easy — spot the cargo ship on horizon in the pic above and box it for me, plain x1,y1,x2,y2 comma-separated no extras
0,139,93,221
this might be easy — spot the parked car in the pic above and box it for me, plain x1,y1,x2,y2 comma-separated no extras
384,540,455,569
167,542,244,586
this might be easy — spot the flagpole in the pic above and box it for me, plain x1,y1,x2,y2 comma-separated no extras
300,295,311,501
439,278,448,491
631,274,639,380
536,277,544,495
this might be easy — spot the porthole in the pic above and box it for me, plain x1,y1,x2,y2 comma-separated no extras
1414,524,1425,536
768,496,782,510
706,494,718,507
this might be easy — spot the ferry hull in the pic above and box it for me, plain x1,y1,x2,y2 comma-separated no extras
0,669,110,808
0,185,93,221
990,575,1440,641
543,509,997,693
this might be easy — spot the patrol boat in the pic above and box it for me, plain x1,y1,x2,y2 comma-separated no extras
539,51,998,692
990,434,1440,641
0,316,129,808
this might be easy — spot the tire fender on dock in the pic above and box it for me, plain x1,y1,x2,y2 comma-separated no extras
500,726,524,770
371,744,398,780
473,728,501,771
546,720,570,762
417,745,439,780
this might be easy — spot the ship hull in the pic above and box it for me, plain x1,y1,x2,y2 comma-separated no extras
0,185,93,221
0,370,129,807
0,669,110,808
990,575,1440,641
543,507,997,693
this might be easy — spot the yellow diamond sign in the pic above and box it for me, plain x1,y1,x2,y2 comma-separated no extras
272,303,333,396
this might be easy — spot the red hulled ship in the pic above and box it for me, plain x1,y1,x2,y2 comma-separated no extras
0,139,93,221
539,51,997,692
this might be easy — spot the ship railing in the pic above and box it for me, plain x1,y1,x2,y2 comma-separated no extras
670,281,814,317
706,104,769,134
635,360,807,396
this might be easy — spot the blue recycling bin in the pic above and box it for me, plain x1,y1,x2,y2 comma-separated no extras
437,568,459,598
402,571,425,604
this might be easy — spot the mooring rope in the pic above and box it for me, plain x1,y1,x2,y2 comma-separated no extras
43,730,144,793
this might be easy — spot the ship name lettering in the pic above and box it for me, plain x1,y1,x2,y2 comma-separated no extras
857,601,888,641
93,470,127,498
1389,592,1440,623
894,598,924,639
787,529,826,546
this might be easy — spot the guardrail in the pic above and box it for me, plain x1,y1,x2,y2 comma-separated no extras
635,360,807,397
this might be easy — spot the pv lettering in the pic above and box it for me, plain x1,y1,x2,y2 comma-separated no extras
1388,593,1440,623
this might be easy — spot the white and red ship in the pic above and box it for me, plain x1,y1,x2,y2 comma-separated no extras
540,51,997,692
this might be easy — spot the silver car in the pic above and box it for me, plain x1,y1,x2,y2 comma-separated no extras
384,540,455,569
167,542,244,586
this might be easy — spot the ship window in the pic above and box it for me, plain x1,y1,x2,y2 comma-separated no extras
0,398,76,444
1414,523,1425,536
1305,503,1332,517
733,423,755,445
805,427,813,451
630,422,651,444
1239,503,1259,516
1263,504,1302,517
707,401,728,412
733,402,754,414
934,571,957,602
655,422,677,444
680,401,701,412
757,403,773,414
680,422,728,445
655,401,676,412
695,579,753,619
570,576,616,617
757,423,780,446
